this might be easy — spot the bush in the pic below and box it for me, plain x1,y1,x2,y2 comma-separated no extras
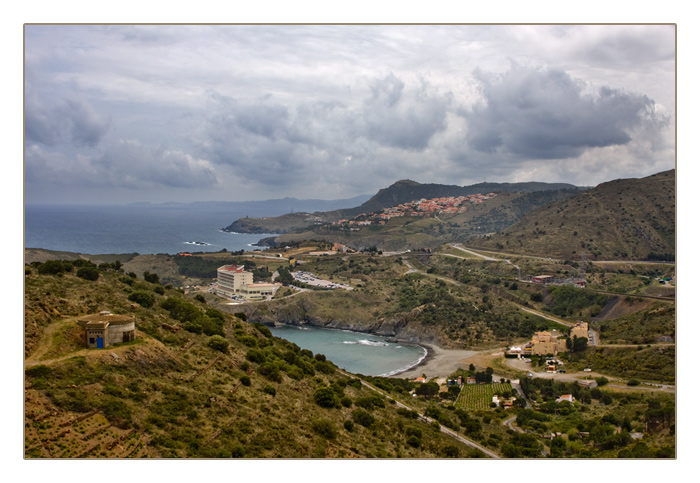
262,385,276,396
240,375,251,386
246,349,266,364
208,335,229,353
313,387,340,408
343,420,354,432
76,267,99,281
352,409,375,428
128,291,155,308
407,435,421,448
311,419,337,439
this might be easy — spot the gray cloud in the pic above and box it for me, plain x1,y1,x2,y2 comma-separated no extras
462,65,665,160
362,74,452,150
25,97,110,148
23,25,676,203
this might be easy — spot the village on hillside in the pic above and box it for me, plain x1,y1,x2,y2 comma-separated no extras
331,193,497,228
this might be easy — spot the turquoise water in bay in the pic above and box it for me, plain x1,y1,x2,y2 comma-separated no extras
270,325,427,377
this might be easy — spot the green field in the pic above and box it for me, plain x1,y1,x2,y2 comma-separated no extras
455,383,513,411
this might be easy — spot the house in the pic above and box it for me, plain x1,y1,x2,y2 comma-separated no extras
533,275,555,284
530,330,568,355
77,311,136,349
466,376,476,384
413,377,426,383
570,321,589,340
556,395,575,403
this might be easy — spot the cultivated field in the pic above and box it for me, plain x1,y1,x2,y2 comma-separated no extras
455,383,513,411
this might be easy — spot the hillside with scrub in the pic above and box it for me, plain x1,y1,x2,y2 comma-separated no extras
24,261,489,458
471,170,675,260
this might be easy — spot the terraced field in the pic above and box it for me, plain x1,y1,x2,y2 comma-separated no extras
455,383,513,411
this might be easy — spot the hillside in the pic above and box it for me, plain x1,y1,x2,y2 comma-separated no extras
470,170,675,260
344,179,581,217
222,179,583,236
24,262,489,458
24,250,676,458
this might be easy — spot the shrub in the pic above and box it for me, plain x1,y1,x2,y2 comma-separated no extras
143,271,160,284
262,385,276,396
208,335,229,353
246,349,266,364
257,362,282,383
313,387,340,408
352,409,375,428
128,291,155,308
407,435,421,448
76,267,99,281
240,375,251,386
311,419,337,439
343,420,354,432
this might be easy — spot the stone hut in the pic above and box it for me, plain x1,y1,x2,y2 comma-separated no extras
77,311,136,349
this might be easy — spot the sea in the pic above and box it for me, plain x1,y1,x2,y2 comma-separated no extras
24,203,277,255
270,325,427,377
24,203,423,376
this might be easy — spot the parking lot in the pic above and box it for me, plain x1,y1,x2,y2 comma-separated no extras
292,271,353,290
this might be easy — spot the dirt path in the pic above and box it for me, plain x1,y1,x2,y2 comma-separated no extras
25,318,88,367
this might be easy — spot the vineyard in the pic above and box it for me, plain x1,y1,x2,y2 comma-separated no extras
455,383,513,411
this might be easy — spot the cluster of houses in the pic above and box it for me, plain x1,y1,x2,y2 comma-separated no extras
331,193,497,228
508,322,589,357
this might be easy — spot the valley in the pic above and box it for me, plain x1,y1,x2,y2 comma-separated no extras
23,170,676,459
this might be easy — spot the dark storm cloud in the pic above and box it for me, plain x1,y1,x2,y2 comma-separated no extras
462,65,663,160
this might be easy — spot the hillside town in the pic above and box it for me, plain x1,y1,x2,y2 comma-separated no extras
331,193,497,228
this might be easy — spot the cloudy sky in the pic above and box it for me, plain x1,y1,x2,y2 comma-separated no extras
24,24,676,204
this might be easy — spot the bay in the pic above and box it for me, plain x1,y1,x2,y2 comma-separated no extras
270,325,427,377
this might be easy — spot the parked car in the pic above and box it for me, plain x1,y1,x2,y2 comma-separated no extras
583,368,592,372
527,372,534,377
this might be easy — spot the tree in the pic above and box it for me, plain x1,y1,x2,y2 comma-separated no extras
572,335,588,352
415,382,439,397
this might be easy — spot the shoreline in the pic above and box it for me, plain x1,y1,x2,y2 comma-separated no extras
269,322,479,379
390,342,479,380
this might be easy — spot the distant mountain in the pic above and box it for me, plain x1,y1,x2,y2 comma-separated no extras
341,179,580,217
471,170,676,260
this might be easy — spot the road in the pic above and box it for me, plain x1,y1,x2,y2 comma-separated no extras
338,369,500,458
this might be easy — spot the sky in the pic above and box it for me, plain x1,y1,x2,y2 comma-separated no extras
23,23,677,204
24,24,676,204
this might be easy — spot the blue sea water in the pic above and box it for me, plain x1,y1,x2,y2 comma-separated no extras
270,325,427,377
24,204,276,255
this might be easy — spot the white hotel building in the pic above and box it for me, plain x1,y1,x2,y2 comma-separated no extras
215,264,280,300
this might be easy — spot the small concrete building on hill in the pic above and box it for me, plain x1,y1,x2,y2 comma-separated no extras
77,311,136,349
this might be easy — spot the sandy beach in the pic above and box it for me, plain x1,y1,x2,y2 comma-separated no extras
393,343,479,379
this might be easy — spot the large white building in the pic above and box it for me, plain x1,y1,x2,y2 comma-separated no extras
215,264,280,300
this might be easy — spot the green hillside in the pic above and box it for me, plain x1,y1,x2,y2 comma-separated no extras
24,262,488,458
470,170,675,260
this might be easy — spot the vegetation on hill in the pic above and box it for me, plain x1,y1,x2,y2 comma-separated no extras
471,170,675,260
24,263,491,458
221,178,584,248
